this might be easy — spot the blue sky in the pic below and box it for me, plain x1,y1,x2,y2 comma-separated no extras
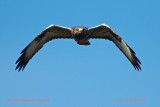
0,0,160,107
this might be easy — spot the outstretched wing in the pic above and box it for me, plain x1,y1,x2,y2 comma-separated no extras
16,25,72,71
88,24,141,71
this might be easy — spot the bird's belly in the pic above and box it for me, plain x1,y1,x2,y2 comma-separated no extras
73,34,90,45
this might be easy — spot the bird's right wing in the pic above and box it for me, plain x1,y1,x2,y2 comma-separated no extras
16,25,72,71
88,24,141,71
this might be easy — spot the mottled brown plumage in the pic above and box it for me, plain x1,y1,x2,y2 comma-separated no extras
16,24,141,71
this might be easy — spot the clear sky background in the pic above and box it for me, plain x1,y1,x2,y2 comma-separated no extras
0,0,160,107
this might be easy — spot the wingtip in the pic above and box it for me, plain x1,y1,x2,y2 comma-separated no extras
15,50,29,72
134,65,142,71
132,58,142,71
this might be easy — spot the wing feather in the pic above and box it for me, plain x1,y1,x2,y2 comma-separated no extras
88,24,141,71
15,25,72,71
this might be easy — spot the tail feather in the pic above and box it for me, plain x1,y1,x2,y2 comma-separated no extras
77,41,90,45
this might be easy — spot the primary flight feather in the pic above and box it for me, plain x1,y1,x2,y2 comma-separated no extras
15,24,141,71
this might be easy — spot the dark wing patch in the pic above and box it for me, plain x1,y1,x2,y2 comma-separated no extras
16,25,72,71
88,24,141,71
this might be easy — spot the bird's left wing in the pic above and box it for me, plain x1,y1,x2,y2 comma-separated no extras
16,25,72,71
88,24,141,71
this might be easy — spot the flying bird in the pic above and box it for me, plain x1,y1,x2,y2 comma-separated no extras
15,24,141,71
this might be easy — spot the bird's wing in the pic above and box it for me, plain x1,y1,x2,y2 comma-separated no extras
16,25,72,71
88,24,141,71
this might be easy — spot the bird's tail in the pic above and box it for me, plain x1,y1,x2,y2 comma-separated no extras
77,40,90,45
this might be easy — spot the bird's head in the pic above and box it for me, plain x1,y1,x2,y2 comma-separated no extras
71,26,87,35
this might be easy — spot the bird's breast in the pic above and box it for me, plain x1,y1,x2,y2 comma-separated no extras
73,32,88,41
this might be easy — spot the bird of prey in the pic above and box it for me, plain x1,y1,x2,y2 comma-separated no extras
15,24,141,71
